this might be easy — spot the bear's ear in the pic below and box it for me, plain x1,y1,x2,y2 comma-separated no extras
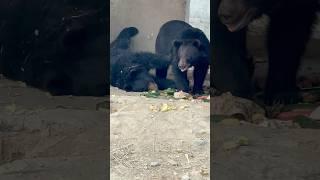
192,39,201,48
173,40,183,48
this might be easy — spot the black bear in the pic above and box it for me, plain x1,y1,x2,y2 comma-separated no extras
155,20,210,94
110,27,175,92
214,0,319,104
0,0,107,96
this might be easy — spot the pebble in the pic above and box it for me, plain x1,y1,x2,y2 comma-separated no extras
200,168,209,176
150,161,161,167
176,149,183,153
192,138,208,146
168,159,178,166
181,174,190,180
174,91,188,99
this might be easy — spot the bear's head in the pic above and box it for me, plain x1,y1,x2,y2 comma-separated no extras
172,39,207,72
122,65,158,92
218,0,264,32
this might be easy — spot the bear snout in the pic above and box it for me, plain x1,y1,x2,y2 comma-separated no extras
178,60,190,72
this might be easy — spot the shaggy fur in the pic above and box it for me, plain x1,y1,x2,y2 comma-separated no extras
214,0,319,104
155,20,210,94
110,27,175,92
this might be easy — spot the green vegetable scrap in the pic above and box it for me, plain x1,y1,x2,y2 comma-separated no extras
141,90,161,98
162,88,176,96
140,88,210,102
141,88,177,99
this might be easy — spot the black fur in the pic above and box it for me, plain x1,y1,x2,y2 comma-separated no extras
110,27,139,56
110,27,175,92
155,20,210,94
0,1,107,96
214,0,320,104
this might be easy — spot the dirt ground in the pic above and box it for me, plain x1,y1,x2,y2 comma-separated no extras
0,77,108,180
213,124,320,180
2,71,320,180
110,87,210,180
211,59,320,180
110,85,320,180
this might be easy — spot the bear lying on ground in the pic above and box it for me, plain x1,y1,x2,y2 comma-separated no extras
110,27,175,92
155,20,210,94
214,0,319,104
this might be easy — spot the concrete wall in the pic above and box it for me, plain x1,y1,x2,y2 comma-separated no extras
187,0,210,39
110,0,187,52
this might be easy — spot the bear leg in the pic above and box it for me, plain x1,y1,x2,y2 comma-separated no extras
265,12,316,105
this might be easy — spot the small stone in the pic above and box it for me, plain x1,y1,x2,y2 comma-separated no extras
174,91,188,99
150,161,161,167
193,138,208,146
168,159,178,166
149,105,159,112
179,105,188,110
200,168,209,176
176,149,183,153
181,174,190,180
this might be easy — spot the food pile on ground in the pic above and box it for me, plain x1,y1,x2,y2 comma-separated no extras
140,88,210,102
